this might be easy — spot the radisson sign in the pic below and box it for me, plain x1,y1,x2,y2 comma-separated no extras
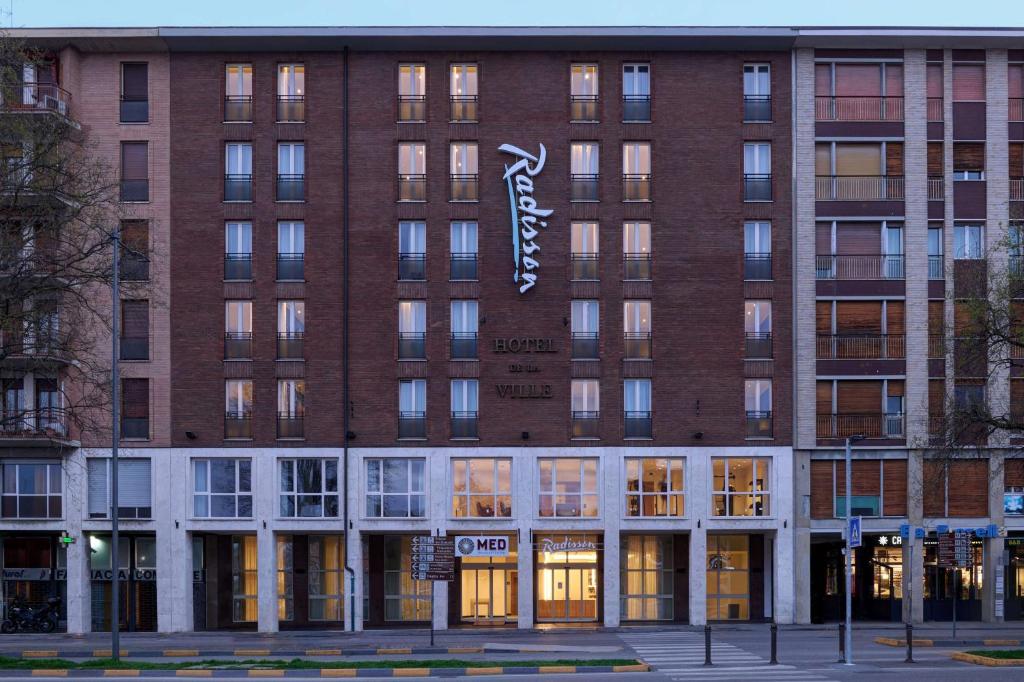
499,143,552,294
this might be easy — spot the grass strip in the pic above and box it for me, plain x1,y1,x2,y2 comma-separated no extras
0,657,640,671
965,650,1024,660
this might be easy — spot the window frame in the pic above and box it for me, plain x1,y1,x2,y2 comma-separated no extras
624,457,685,518
364,457,427,518
191,458,253,519
450,457,512,519
537,457,600,519
954,223,985,260
711,457,772,518
1,460,62,520
278,458,339,519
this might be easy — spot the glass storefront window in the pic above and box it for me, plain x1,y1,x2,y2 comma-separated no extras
873,547,902,599
365,458,426,518
459,536,518,624
711,458,770,517
706,534,750,620
620,535,674,620
231,535,258,623
452,458,512,517
625,458,684,517
276,536,293,621
535,534,599,623
309,536,345,621
537,458,599,517
384,536,431,621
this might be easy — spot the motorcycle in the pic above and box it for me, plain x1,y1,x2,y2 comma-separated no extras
1,596,61,633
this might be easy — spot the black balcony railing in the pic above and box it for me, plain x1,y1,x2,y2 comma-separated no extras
745,332,772,359
450,332,478,360
743,95,772,122
399,253,426,281
277,332,304,360
276,174,305,201
571,174,599,201
120,417,149,439
929,254,944,279
572,411,599,439
277,95,304,122
450,411,478,439
815,254,905,280
224,253,252,281
277,413,304,439
224,332,252,360
0,408,67,437
224,174,252,202
746,411,773,438
0,82,71,116
119,336,149,361
816,334,906,359
224,95,253,122
120,255,149,282
119,97,148,123
743,174,772,201
450,174,478,201
570,94,598,121
450,95,478,122
398,174,426,201
399,411,426,439
571,254,599,280
815,175,905,200
276,253,304,281
622,174,651,201
398,95,426,122
624,332,652,359
399,332,426,360
814,95,904,121
744,253,772,280
571,332,599,359
450,253,478,280
120,179,149,202
622,95,651,122
623,254,651,280
624,411,652,438
816,413,905,440
224,413,252,439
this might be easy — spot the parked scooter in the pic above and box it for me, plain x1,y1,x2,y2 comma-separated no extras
1,596,61,633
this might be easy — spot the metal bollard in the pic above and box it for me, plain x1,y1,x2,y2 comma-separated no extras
704,624,712,666
837,623,846,663
905,623,914,664
770,622,778,664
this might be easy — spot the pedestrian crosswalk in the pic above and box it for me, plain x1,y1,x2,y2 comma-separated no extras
618,630,834,680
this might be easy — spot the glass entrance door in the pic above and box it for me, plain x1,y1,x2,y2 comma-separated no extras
536,567,598,622
461,565,517,624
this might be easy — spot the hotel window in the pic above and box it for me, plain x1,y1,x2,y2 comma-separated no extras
1,461,61,519
625,458,684,517
622,143,651,201
744,221,772,280
450,63,478,121
743,63,771,122
192,459,253,518
743,142,771,201
450,300,478,360
571,300,599,360
928,225,944,279
623,221,651,280
538,458,598,517
398,301,426,360
452,458,511,517
398,63,426,121
277,221,304,281
225,221,252,280
954,223,984,260
277,380,305,439
450,142,478,201
277,301,305,362
277,142,305,201
398,143,426,201
119,62,148,123
365,458,426,517
224,379,253,439
224,143,252,202
121,378,149,440
450,221,478,280
745,379,773,438
398,221,426,281
277,63,305,121
571,379,600,439
712,457,770,517
622,63,650,122
624,300,652,359
87,458,151,519
120,141,148,202
621,535,674,621
225,63,253,121
398,379,426,439
570,63,599,121
35,380,61,434
280,458,338,518
450,379,478,439
224,300,252,360
624,379,652,439
570,142,599,201
571,222,599,280
744,301,772,360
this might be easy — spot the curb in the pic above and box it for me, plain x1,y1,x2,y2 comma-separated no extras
12,649,491,660
0,664,650,678
875,637,1021,648
952,652,1024,667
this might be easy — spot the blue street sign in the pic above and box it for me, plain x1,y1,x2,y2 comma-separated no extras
849,516,863,549
900,524,910,539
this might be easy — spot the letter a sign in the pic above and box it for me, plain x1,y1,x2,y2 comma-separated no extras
849,516,862,549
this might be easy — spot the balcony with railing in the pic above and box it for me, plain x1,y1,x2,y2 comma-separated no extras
929,254,944,279
224,96,252,122
119,336,149,361
120,179,149,203
814,96,903,121
744,253,772,280
815,254,905,280
224,413,252,439
927,97,943,122
224,174,252,202
1012,177,1024,202
624,254,651,280
928,334,946,359
746,411,773,438
450,96,477,122
624,411,652,439
571,332,599,360
398,95,425,122
572,411,599,439
571,254,598,281
450,253,478,281
398,174,426,202
743,95,771,122
623,95,651,122
1012,254,1024,280
0,82,71,117
224,253,252,281
450,174,478,201
399,332,426,360
277,332,304,360
622,174,651,201
571,174,599,201
745,332,772,359
398,253,425,281
277,95,304,122
624,332,652,359
120,96,148,123
928,176,944,200
276,174,304,201
399,411,426,439
816,334,905,359
815,175,904,200
277,412,304,439
743,174,772,201
450,332,477,360
450,411,478,439
570,95,598,122
816,412,905,440
224,332,252,360
1011,98,1024,123
276,253,304,281
0,408,69,443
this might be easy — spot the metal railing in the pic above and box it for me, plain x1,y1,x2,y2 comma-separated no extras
927,97,944,122
398,95,426,121
119,336,149,361
815,333,905,359
814,95,904,121
399,411,426,439
224,413,252,439
224,332,252,360
1011,98,1024,123
928,334,946,359
398,174,426,201
624,332,652,359
224,253,252,281
276,174,304,201
623,174,651,201
277,332,304,359
450,411,478,439
571,174,599,201
398,253,426,281
745,332,772,359
572,411,599,439
450,332,478,360
450,174,478,201
120,179,149,202
450,253,478,280
571,254,599,280
570,94,598,121
623,95,651,122
0,408,67,436
224,174,252,202
744,254,772,280
624,411,652,438
120,417,149,439
399,332,426,359
624,254,651,280
816,413,905,439
815,254,905,280
1012,177,1024,201
743,174,772,201
276,253,304,281
0,82,71,116
277,413,304,439
120,255,149,281
746,411,773,438
928,176,944,200
928,254,944,279
119,96,148,123
815,175,904,200
743,94,772,122
450,95,478,122
1012,254,1024,279
224,95,252,122
571,332,599,359
277,95,304,122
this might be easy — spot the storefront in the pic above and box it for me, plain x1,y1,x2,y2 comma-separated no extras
276,534,345,629
448,534,518,626
534,534,601,624
88,534,157,632
924,534,983,622
363,534,431,627
706,533,767,621
191,533,258,630
809,533,903,623
619,534,688,622
0,534,66,630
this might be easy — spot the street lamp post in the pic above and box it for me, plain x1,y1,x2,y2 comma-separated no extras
844,433,865,665
110,226,121,662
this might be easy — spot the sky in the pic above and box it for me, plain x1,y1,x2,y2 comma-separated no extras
11,0,1024,28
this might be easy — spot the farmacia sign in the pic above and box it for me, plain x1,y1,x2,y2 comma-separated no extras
500,143,552,294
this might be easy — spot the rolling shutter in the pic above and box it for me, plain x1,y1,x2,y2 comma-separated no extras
815,222,833,255
87,459,107,517
927,143,944,176
815,64,832,96
122,378,149,420
836,301,882,334
121,300,148,340
835,223,880,255
837,381,882,413
835,64,881,97
121,63,148,100
120,142,148,181
885,143,903,176
926,64,943,98
885,64,903,96
953,143,984,171
952,64,985,101
1011,143,1024,178
886,301,905,335
118,459,151,508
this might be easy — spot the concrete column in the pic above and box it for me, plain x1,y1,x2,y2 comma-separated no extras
793,451,812,624
774,529,795,624
256,525,277,633
688,526,707,625
63,453,89,634
346,530,362,631
905,451,925,623
516,527,534,629
155,452,190,632
943,50,956,418
602,530,620,627
987,50,1011,448
986,452,1006,622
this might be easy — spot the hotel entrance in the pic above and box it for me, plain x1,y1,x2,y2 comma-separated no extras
448,534,518,626
534,534,600,623
276,534,345,629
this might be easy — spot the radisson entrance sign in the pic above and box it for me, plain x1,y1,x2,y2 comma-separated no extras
500,143,552,294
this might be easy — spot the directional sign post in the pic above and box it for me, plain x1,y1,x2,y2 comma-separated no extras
410,536,455,646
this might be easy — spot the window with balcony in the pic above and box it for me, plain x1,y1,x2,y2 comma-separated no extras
712,458,770,516
1013,143,1024,201
398,64,426,121
927,142,944,199
280,458,338,517
120,141,148,202
571,379,599,439
33,380,62,436
120,62,148,123
954,223,984,260
927,62,944,121
625,457,684,517
929,226,944,279
538,458,598,517
1011,64,1024,123
450,63,478,122
365,458,425,517
929,301,946,360
624,300,651,359
571,300,599,360
277,221,304,280
571,221,598,280
398,301,426,360
744,379,772,438
225,379,253,439
450,379,478,439
816,299,905,360
225,221,252,280
570,142,599,201
121,377,149,440
743,63,771,122
815,220,904,280
119,220,149,281
1012,223,1024,278
450,142,478,201
398,220,426,280
1,461,61,519
744,300,771,359
814,61,903,121
953,143,984,180
743,142,771,201
450,221,478,280
816,379,905,440
452,459,511,517
623,221,651,280
277,63,305,121
743,221,771,280
277,142,305,201
192,458,252,518
7,61,68,116
815,142,903,200
622,142,651,201
450,300,478,360
225,143,252,202
622,63,650,122
277,300,304,360
120,299,149,361
398,142,426,201
570,63,598,121
225,63,253,121
953,63,985,102
87,458,151,519
624,378,652,439
277,379,304,439
399,379,426,439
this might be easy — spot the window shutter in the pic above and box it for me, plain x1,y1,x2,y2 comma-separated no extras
120,142,148,181
118,459,151,508
929,301,944,335
1013,380,1024,422
926,64,943,98
121,220,148,254
122,378,149,420
814,64,832,96
835,223,880,255
121,300,149,339
927,142,944,175
885,143,903,176
952,64,985,101
953,143,985,171
1011,143,1024,177
815,222,832,254
834,143,881,176
887,380,905,397
834,64,881,97
816,381,833,414
1011,64,1024,99
87,459,108,517
815,301,832,334
886,301,905,335
929,379,945,420
121,63,148,100
1006,456,1024,487
837,380,882,413
836,301,882,334
885,64,903,96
